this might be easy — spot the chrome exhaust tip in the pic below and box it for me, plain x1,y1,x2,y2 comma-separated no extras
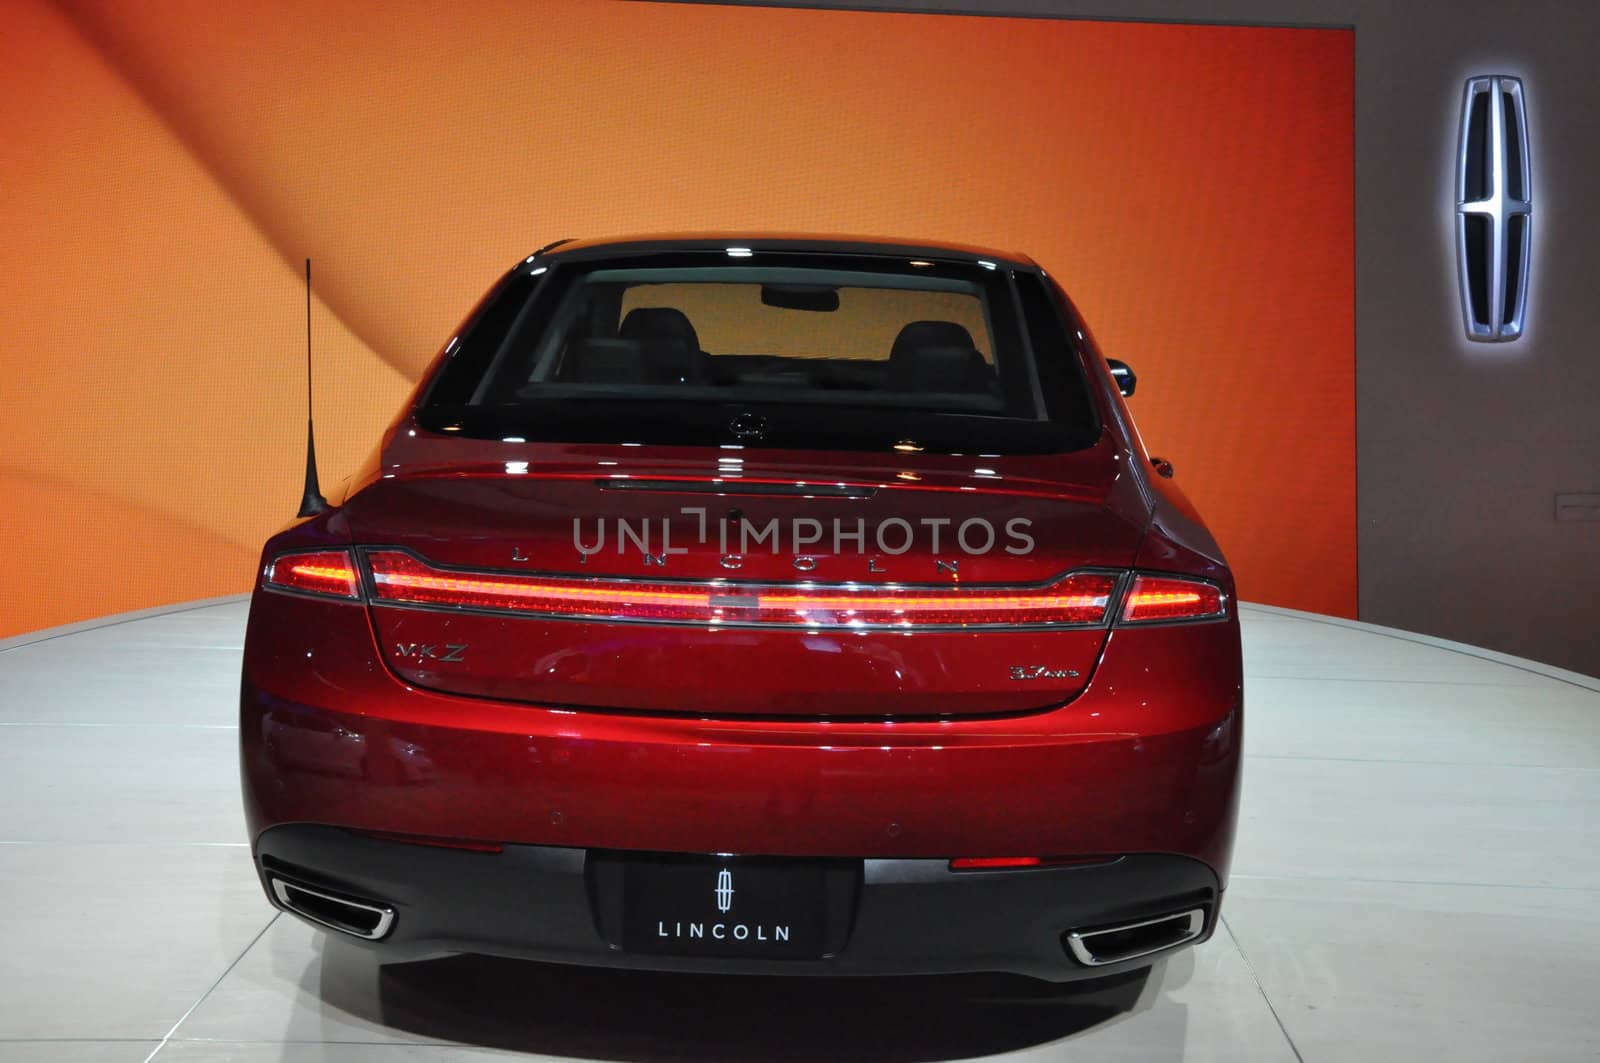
267,875,396,941
1065,907,1206,966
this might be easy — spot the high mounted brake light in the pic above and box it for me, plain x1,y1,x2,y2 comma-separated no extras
1120,574,1227,624
365,550,1118,629
264,549,361,600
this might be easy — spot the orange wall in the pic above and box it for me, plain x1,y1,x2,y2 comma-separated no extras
0,0,1354,637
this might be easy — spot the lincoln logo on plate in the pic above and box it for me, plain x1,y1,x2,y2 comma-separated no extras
715,867,734,913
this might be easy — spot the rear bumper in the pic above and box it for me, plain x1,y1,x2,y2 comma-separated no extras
241,587,1241,981
256,825,1220,983
240,591,1243,872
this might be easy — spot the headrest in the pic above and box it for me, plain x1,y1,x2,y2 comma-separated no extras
889,345,989,392
619,307,705,383
890,320,977,362
568,338,645,383
888,320,989,393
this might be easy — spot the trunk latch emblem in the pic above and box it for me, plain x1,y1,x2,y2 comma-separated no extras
728,412,767,441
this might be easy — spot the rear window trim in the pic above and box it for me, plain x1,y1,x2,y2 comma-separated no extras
493,259,1013,411
420,251,1103,454
1006,268,1051,420
467,265,557,405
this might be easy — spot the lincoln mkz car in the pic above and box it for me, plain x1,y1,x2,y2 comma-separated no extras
241,234,1242,983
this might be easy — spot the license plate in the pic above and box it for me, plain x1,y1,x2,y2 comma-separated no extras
620,855,828,959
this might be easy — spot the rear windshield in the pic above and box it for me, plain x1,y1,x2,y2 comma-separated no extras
422,251,1097,453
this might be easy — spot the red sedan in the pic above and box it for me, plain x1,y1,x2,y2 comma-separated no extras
241,234,1241,982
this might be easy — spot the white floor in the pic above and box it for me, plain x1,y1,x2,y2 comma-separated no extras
1,600,1598,1062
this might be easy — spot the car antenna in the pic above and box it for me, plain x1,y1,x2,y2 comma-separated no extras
296,257,329,517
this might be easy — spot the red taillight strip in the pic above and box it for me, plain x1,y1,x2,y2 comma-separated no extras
364,550,1118,629
1120,574,1227,624
264,549,361,600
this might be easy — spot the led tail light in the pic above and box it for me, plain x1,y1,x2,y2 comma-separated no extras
365,550,1118,629
264,549,360,600
1120,574,1226,624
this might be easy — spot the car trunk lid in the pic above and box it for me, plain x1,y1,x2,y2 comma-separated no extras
344,435,1144,718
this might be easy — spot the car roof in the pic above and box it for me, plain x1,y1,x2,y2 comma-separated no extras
536,232,1038,269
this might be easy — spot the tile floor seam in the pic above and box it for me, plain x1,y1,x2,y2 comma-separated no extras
1229,871,1600,893
1243,674,1541,687
1243,752,1600,771
0,723,238,729
0,1039,165,1044
1220,913,1306,1063
0,845,249,851
161,1037,448,1046
143,912,280,1063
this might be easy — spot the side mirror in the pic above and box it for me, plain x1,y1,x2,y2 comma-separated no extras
1106,359,1137,397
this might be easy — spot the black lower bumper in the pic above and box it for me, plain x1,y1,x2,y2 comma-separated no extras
255,825,1220,983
